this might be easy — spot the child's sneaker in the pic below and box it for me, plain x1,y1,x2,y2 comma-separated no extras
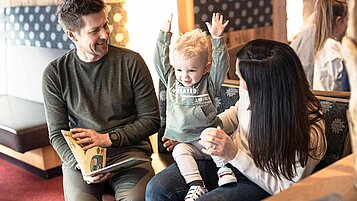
217,166,237,186
184,185,208,201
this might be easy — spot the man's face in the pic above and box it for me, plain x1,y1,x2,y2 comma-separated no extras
69,10,110,62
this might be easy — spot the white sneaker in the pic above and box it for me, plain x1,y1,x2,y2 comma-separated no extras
218,166,237,186
184,185,208,201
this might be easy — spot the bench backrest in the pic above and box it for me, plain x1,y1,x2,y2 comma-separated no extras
313,93,350,171
158,82,351,171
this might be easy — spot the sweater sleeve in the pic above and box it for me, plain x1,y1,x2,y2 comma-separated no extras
218,101,239,134
42,64,77,170
154,31,172,86
324,58,344,91
209,37,230,94
110,53,161,147
313,39,344,91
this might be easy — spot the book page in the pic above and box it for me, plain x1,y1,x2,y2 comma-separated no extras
85,157,151,176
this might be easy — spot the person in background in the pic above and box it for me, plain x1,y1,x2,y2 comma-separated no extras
313,0,348,91
146,39,327,201
152,13,232,201
42,0,160,200
290,9,316,88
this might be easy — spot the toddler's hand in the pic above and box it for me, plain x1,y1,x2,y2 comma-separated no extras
162,136,178,151
161,13,173,33
205,13,229,38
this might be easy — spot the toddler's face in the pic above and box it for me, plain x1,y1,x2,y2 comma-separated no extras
174,55,208,87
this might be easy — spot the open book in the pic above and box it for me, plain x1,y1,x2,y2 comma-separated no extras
61,130,150,176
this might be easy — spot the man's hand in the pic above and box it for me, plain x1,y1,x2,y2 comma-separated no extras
71,128,112,150
162,136,179,152
76,164,112,184
82,172,112,184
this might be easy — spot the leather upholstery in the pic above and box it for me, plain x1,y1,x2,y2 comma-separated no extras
0,96,49,153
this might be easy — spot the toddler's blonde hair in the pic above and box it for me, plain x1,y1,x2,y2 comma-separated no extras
174,28,209,64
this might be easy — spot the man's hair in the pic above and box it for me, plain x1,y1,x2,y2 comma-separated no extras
236,39,325,181
57,0,106,32
173,28,209,64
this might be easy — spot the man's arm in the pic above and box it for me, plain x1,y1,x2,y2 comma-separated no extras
42,64,77,170
110,53,161,147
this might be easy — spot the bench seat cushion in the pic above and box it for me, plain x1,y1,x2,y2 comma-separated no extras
0,96,49,153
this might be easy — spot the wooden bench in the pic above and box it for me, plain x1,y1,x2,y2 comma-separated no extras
155,81,352,180
0,95,62,178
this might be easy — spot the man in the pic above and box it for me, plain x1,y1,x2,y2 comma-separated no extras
42,0,160,200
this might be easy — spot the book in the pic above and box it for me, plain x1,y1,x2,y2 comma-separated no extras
86,157,151,176
61,130,150,176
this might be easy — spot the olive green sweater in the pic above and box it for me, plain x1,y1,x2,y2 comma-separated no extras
42,45,160,170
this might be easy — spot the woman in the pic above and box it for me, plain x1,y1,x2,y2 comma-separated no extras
146,39,327,201
313,0,348,91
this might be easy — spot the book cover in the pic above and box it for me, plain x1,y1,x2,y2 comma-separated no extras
61,130,151,176
61,130,107,176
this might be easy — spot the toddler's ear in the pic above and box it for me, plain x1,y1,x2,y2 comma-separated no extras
205,62,212,72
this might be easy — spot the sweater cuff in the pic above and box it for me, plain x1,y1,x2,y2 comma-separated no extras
228,149,251,172
211,37,225,48
212,35,223,39
158,31,172,44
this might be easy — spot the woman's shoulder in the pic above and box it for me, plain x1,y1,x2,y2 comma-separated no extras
319,38,343,61
324,38,341,50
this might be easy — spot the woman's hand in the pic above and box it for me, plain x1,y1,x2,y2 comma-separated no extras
162,136,179,152
71,128,112,150
199,126,238,161
205,13,229,38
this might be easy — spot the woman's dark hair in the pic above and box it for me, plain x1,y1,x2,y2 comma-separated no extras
57,0,106,32
236,39,325,180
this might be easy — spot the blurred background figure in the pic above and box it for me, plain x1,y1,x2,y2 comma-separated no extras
313,0,348,91
290,8,316,88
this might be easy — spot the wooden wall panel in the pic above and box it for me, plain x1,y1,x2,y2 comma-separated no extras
0,0,125,7
224,26,273,48
272,0,287,43
177,0,286,48
177,0,194,34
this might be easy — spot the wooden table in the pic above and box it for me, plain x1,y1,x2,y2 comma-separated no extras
265,154,357,201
